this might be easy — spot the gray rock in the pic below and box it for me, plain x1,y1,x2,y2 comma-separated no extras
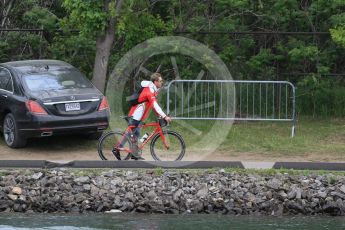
13,203,23,212
136,187,144,194
314,180,322,186
209,186,219,194
287,189,296,199
186,199,203,212
232,207,243,214
125,192,135,202
121,201,134,211
90,185,100,196
296,188,302,199
52,194,61,202
266,191,273,199
267,178,282,190
18,195,26,203
310,202,318,208
110,178,123,187
147,190,157,200
74,176,90,184
136,206,147,212
61,183,73,191
62,195,75,205
340,185,345,194
245,201,252,208
70,206,80,213
173,189,184,202
301,179,310,187
271,204,284,216
46,177,57,186
83,184,91,191
3,169,345,215
286,200,304,213
196,184,208,199
323,202,341,215
11,187,22,195
0,200,9,210
231,180,241,188
318,191,327,199
331,192,345,200
168,200,179,210
7,194,17,201
325,196,334,202
32,172,43,180
75,194,86,203
244,192,256,203
126,173,138,180
102,171,115,177
167,208,179,214
278,191,288,200
335,198,345,211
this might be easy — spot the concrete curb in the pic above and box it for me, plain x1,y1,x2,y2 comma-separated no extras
0,160,244,169
1,160,345,170
273,162,345,171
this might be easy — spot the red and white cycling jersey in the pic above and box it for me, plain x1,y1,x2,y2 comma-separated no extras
128,81,166,121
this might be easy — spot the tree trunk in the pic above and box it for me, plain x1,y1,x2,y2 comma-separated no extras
91,22,115,93
1,0,15,28
91,0,123,93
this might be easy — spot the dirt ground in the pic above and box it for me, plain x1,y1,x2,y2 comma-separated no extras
0,135,344,162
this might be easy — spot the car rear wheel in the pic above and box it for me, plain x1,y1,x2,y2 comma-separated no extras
3,113,27,148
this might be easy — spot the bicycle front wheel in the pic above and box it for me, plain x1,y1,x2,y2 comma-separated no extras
150,131,186,161
98,131,131,160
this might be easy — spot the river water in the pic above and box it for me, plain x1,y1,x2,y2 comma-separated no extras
0,213,344,230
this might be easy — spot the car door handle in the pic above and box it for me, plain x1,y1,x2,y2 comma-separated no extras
1,95,7,98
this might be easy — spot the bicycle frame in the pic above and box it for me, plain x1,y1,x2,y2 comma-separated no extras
115,122,168,154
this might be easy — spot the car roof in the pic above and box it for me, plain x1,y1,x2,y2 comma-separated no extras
1,60,75,75
2,59,72,67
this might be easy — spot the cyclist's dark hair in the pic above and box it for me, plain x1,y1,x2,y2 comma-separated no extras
150,73,162,82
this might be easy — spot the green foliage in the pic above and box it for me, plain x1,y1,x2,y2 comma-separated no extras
49,35,96,79
153,167,164,176
23,6,59,31
329,4,345,47
61,0,108,36
0,32,46,61
2,0,345,116
297,75,345,116
289,46,319,63
117,13,172,50
0,40,11,62
247,48,276,79
330,27,345,47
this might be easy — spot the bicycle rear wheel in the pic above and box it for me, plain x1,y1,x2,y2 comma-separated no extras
150,131,186,161
98,131,132,160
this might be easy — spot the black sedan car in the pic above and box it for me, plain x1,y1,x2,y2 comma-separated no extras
0,60,110,148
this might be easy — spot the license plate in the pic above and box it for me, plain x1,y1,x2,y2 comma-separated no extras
65,102,80,111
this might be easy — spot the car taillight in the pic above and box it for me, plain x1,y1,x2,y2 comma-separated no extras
26,100,48,115
98,97,109,111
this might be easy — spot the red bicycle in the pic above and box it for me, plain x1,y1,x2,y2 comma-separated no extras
97,117,186,161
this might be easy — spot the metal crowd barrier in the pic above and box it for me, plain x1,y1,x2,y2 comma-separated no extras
166,80,296,137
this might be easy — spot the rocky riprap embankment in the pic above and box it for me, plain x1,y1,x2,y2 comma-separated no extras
1,169,345,215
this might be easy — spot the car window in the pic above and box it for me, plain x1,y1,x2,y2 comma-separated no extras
21,68,94,92
0,67,14,92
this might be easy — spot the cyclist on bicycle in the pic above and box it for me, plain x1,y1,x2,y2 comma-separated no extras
119,73,171,160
